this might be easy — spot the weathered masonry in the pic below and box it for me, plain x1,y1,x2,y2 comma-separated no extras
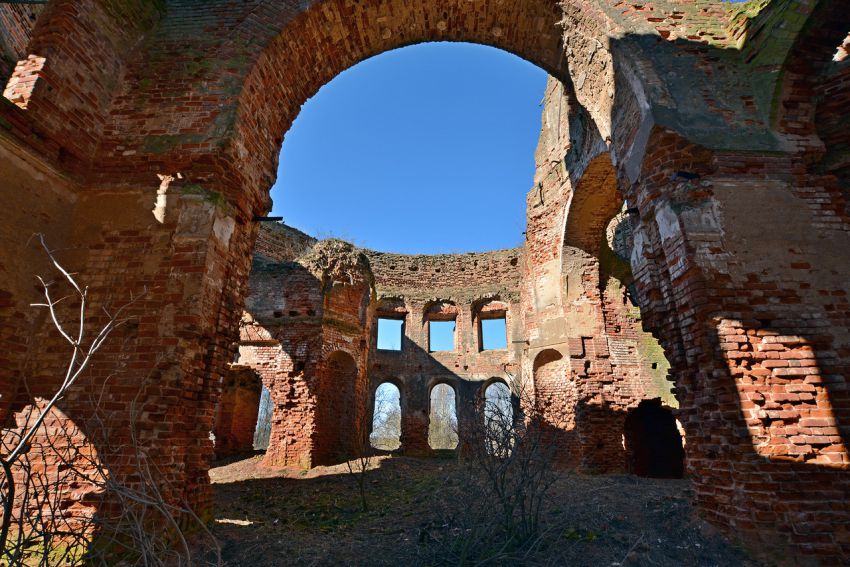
236,222,674,469
0,1,848,564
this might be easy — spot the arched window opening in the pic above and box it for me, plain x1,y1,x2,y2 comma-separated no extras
429,383,458,450
484,381,514,455
370,383,402,451
253,384,273,451
623,400,685,479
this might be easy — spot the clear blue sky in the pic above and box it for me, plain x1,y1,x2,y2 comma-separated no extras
270,42,548,254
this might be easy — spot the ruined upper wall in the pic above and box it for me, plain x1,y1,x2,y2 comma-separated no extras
252,224,524,304
364,248,523,303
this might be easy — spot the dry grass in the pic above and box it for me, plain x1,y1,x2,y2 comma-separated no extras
204,454,762,567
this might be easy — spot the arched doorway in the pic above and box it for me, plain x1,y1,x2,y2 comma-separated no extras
623,399,684,479
315,350,359,465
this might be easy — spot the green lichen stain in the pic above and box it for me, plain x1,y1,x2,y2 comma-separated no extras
142,133,203,155
178,183,233,214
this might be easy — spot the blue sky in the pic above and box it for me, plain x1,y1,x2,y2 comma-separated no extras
270,42,548,254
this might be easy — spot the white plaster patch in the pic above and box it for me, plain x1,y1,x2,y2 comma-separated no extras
213,215,235,246
630,225,648,269
679,198,722,236
533,260,560,311
655,202,681,243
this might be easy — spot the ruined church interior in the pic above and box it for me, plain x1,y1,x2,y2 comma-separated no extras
0,1,848,565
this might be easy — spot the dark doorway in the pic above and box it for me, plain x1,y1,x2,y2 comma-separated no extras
624,399,684,479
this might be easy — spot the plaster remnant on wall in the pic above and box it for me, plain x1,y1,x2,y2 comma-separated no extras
153,173,176,223
630,226,649,269
655,202,681,243
213,215,236,246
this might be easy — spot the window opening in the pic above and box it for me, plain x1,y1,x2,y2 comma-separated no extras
429,320,456,352
484,381,514,455
370,383,402,451
481,317,507,350
428,384,458,450
377,317,404,351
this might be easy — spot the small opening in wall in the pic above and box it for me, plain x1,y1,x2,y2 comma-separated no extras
429,320,456,352
377,317,404,351
624,399,684,479
481,317,507,350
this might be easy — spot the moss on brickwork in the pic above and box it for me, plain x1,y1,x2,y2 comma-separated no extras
178,183,234,215
143,133,203,155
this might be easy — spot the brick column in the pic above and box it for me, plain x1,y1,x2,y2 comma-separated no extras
629,130,850,561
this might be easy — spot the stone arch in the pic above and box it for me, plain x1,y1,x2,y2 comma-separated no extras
226,0,592,210
623,399,684,479
561,153,622,307
768,0,850,142
314,350,359,465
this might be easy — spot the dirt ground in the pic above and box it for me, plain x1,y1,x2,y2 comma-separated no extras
205,454,762,567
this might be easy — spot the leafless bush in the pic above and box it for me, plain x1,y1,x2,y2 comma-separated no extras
439,378,570,564
0,235,221,566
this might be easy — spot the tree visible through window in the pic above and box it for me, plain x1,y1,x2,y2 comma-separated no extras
429,384,458,450
371,383,402,450
484,382,513,434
